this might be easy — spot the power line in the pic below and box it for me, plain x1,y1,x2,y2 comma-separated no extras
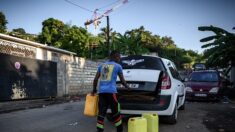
64,0,94,13
97,0,121,10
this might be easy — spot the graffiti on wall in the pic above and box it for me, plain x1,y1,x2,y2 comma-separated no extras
0,53,57,101
11,81,27,99
0,39,36,58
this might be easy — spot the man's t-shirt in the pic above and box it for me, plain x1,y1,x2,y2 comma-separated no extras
97,61,123,93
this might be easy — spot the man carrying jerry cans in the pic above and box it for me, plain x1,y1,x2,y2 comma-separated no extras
92,50,130,132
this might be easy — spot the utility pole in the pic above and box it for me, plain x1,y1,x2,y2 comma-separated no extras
83,0,128,56
106,16,110,56
174,44,176,56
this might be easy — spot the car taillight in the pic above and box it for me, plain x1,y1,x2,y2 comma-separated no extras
159,99,166,106
161,73,171,89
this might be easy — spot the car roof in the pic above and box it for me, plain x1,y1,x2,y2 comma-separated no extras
122,54,172,62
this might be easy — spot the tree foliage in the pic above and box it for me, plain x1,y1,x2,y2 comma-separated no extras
59,25,90,57
198,25,235,68
0,12,8,33
12,28,26,34
91,25,200,69
125,26,162,51
8,28,37,41
113,32,149,55
37,18,91,57
38,18,65,46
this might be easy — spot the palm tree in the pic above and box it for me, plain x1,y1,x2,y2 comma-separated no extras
198,25,235,68
114,32,149,55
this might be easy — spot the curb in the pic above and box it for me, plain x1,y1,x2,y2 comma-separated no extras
0,98,70,114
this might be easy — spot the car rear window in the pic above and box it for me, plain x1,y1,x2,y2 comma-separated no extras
189,72,219,82
120,56,165,70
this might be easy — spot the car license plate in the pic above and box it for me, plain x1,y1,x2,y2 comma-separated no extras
128,84,139,89
195,94,207,97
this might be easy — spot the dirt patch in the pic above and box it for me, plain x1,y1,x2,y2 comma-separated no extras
202,102,235,132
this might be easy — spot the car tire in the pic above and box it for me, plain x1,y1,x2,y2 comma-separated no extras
163,104,178,124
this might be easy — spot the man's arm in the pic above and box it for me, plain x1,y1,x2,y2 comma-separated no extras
92,72,100,95
118,73,130,90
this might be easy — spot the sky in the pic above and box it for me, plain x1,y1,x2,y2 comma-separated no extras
0,0,235,53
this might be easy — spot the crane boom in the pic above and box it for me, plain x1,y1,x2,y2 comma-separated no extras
84,0,128,27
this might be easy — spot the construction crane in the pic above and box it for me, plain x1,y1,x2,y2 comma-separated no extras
84,0,128,29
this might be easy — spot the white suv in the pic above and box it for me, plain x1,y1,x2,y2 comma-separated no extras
116,55,186,124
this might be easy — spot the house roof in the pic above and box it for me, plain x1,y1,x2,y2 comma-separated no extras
0,33,76,55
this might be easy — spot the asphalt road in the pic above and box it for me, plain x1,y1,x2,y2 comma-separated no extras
0,100,234,132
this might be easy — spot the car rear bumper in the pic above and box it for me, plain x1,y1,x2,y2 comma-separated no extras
109,95,172,115
186,92,219,100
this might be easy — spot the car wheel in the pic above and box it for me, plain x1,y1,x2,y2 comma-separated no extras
163,103,178,124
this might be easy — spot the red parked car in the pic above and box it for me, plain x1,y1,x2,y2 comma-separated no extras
185,70,224,100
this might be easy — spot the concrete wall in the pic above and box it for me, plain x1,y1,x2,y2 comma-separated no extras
67,59,99,95
46,52,100,96
0,34,100,97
